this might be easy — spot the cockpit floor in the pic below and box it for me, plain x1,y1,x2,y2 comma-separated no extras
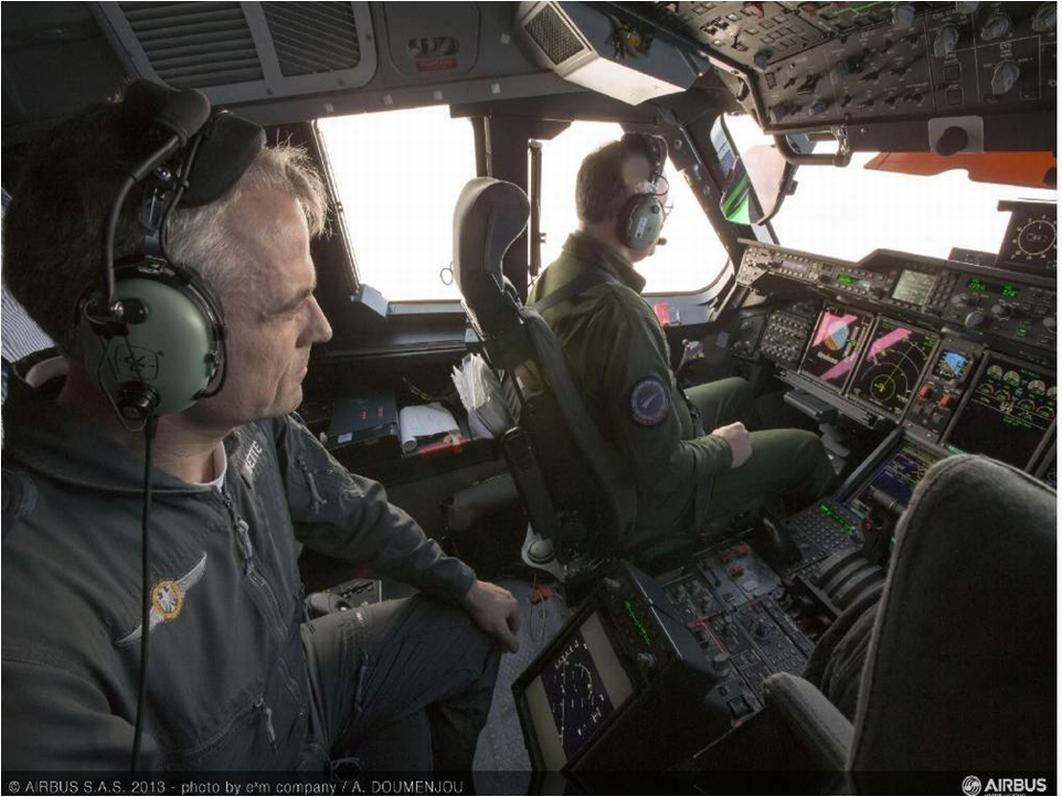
473,577,571,773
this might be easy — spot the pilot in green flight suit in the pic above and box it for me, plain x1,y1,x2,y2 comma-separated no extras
528,135,834,557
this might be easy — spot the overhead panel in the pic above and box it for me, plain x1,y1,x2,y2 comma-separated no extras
92,1,377,105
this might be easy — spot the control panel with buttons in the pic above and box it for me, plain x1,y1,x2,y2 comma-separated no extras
904,336,985,443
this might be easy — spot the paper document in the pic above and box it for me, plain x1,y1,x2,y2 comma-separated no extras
398,402,460,453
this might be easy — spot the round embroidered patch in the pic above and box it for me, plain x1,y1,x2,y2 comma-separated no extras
629,375,670,427
151,578,184,622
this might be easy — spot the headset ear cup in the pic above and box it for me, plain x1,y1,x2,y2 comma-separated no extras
77,275,221,418
622,195,665,252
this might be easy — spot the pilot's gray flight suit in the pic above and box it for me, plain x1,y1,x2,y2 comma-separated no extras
1,362,498,771
529,232,834,554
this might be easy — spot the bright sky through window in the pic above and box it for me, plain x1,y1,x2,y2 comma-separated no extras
724,114,1057,261
538,121,730,294
318,106,475,302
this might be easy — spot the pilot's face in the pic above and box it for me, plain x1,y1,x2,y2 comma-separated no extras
194,188,332,426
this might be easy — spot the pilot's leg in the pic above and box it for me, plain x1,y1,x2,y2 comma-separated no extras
685,376,762,431
703,428,834,521
301,594,500,771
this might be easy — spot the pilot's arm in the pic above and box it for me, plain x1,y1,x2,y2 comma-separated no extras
272,417,475,604
593,287,734,493
2,657,159,770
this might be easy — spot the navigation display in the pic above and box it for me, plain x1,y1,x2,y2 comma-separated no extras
522,612,633,769
799,307,871,392
847,442,941,520
848,318,939,418
944,356,1056,469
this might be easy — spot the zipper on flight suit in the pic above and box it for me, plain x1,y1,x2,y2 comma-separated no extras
254,695,278,753
219,485,285,635
296,458,327,513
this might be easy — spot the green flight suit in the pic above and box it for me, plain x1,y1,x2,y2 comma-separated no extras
529,232,832,555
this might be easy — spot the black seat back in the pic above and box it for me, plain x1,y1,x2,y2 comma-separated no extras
453,177,635,559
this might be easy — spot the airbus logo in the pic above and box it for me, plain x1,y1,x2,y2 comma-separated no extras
963,775,1049,795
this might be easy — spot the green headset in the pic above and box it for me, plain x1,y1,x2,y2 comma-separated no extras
619,132,670,253
74,81,265,423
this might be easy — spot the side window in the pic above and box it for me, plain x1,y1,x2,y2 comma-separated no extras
317,107,476,302
538,121,729,295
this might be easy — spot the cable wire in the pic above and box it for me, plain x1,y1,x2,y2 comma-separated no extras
130,414,159,772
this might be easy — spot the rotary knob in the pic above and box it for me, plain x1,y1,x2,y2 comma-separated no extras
981,14,1012,41
892,3,917,29
1043,316,1057,333
934,25,960,57
991,61,1021,95
991,303,1013,320
1032,4,1057,33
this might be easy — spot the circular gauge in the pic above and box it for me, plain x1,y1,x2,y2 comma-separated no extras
1028,379,1047,395
988,365,1004,380
1004,370,1021,387
1015,217,1057,258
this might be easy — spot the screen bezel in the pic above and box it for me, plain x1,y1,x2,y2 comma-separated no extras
512,600,638,772
940,351,1057,472
797,305,873,395
843,316,940,420
843,435,943,520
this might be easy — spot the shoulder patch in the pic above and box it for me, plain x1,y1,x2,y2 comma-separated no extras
629,375,670,427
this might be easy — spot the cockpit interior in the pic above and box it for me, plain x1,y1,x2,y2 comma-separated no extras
2,1,1057,792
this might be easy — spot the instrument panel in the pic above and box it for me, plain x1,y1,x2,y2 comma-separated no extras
646,2,1055,148
732,239,1056,474
736,239,1057,353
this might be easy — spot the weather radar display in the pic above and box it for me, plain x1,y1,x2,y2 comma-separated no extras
540,628,617,761
848,318,939,417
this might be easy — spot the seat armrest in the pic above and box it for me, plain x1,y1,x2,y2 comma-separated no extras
764,672,853,770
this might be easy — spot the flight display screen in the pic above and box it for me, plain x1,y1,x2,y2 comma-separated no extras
799,307,871,392
891,269,937,305
944,356,1057,469
847,442,941,520
848,318,939,418
935,350,974,381
521,612,633,769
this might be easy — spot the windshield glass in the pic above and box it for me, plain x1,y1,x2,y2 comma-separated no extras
538,120,729,295
318,106,475,302
724,114,1057,261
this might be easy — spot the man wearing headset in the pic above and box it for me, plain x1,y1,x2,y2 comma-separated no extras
528,136,834,560
1,84,517,772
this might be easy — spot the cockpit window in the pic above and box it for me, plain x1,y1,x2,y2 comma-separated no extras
317,106,475,302
723,114,1057,261
537,121,730,295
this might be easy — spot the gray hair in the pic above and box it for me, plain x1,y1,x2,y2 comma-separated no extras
3,94,329,354
167,144,328,303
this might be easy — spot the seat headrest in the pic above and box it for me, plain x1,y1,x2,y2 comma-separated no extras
851,454,1056,771
453,178,530,335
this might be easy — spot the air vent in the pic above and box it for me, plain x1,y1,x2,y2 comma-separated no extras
524,4,584,65
118,2,263,88
262,2,360,77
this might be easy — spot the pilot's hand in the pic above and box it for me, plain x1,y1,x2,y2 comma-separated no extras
462,579,521,653
712,421,753,469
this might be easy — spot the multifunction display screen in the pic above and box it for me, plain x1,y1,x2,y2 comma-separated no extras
799,307,871,392
945,356,1056,469
848,318,939,418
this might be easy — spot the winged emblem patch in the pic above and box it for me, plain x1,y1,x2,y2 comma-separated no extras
117,553,207,646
